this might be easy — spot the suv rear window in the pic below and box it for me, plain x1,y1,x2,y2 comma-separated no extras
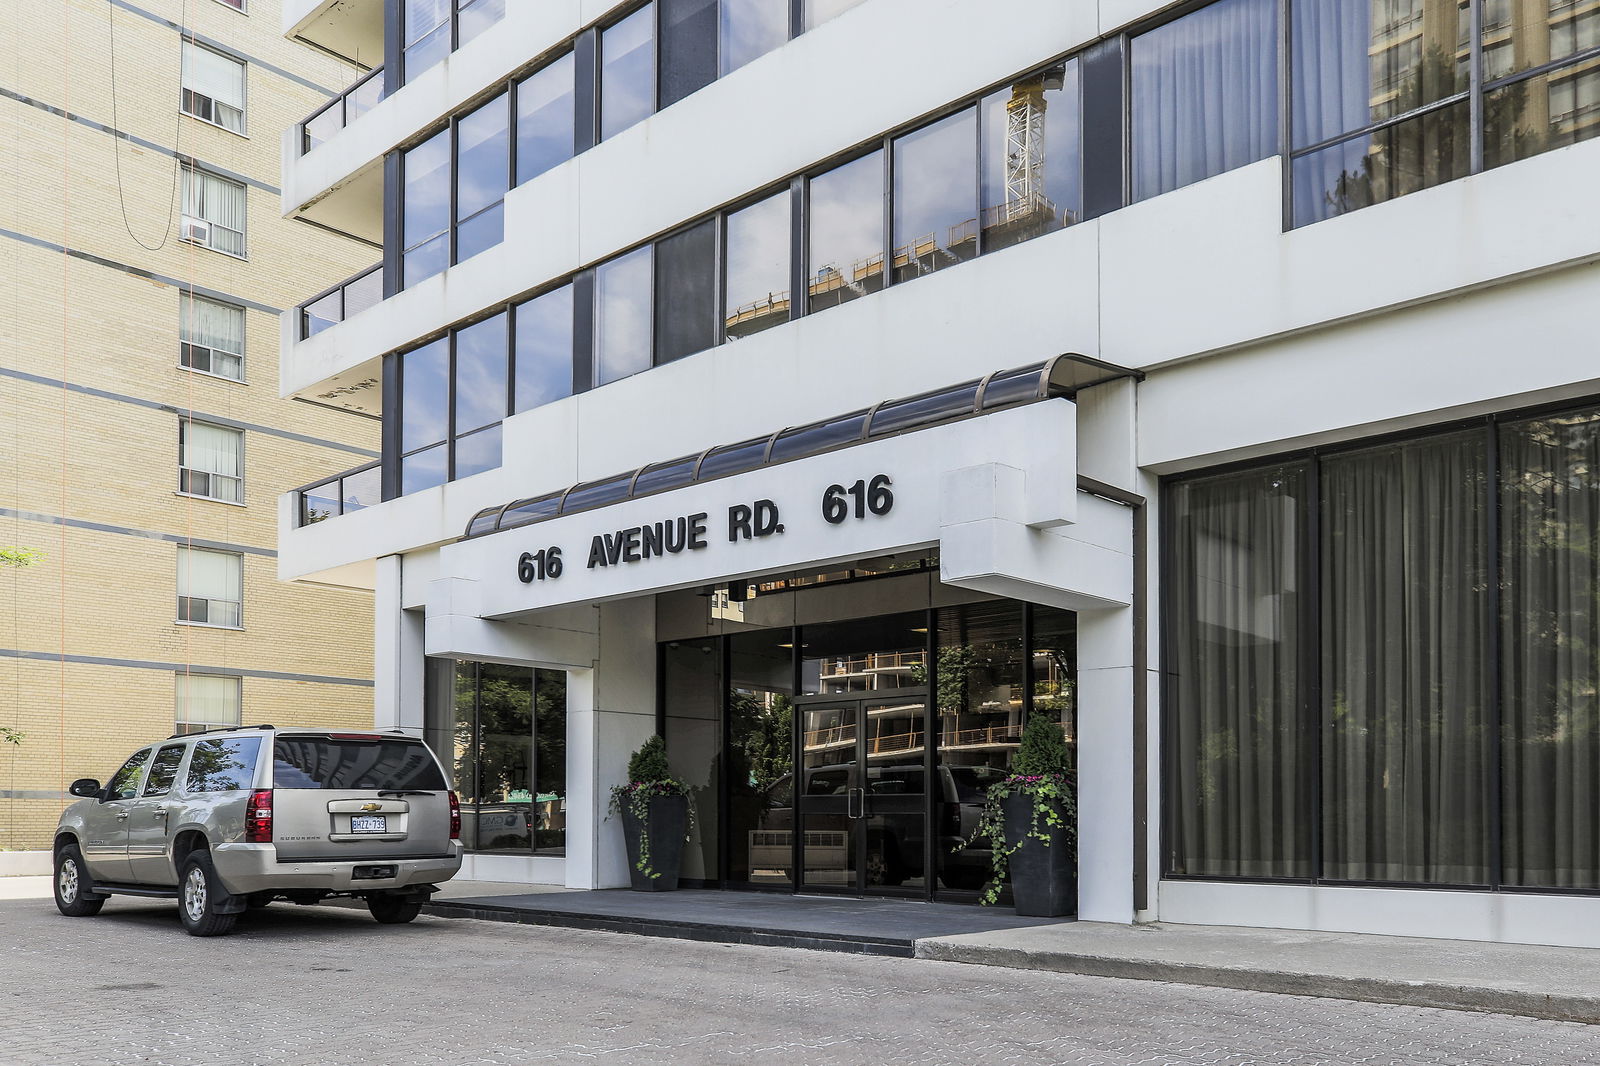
187,737,262,793
272,736,446,790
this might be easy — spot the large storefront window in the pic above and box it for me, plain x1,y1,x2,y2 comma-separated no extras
1167,404,1600,893
428,659,567,854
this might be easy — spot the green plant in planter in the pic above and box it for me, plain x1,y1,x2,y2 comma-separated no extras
957,712,1076,905
606,735,696,879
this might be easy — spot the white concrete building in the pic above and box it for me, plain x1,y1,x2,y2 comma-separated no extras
276,0,1600,947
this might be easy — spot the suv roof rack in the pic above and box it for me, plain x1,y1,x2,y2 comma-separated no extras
165,723,275,740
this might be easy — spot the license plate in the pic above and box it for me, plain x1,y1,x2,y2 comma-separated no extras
350,815,387,834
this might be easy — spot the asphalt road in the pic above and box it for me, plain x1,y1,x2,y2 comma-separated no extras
1,894,1596,1065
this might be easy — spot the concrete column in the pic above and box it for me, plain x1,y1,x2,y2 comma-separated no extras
1076,605,1135,924
371,555,423,734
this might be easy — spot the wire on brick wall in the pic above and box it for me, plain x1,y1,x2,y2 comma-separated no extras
104,0,188,252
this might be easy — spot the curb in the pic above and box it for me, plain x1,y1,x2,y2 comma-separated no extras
912,941,1600,1025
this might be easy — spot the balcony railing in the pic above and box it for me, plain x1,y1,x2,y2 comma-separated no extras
296,461,382,526
300,66,386,154
299,263,383,339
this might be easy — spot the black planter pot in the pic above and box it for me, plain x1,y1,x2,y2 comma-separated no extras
619,792,688,891
1002,791,1075,917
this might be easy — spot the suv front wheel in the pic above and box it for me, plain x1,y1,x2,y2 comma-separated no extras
178,852,238,937
53,843,104,917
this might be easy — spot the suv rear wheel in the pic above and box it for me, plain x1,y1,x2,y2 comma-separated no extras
367,893,423,925
178,852,237,937
53,843,104,917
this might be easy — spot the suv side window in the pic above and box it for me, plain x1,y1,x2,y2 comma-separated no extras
142,744,188,797
187,737,262,793
105,748,154,801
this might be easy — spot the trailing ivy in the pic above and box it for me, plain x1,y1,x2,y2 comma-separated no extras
956,712,1076,905
607,735,696,879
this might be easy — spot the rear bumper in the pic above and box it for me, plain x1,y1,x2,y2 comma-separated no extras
211,842,463,895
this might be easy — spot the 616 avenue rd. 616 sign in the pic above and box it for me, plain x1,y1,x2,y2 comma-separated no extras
517,474,894,583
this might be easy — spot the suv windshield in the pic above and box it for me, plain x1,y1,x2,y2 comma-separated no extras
949,766,1006,801
272,736,446,790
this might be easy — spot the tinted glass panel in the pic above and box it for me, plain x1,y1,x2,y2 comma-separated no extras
601,6,655,140
728,628,794,887
273,737,447,790
1167,464,1312,879
458,0,505,49
869,382,979,436
767,411,867,463
187,737,262,792
595,246,653,386
106,749,153,801
803,0,865,30
979,364,1045,408
501,492,564,527
807,151,884,312
981,60,1081,251
517,54,577,185
402,442,448,494
401,339,449,451
893,108,978,283
561,473,635,512
722,0,788,75
143,745,187,797
660,0,718,108
514,284,575,412
1496,0,1600,78
532,669,567,853
1292,0,1466,149
455,424,502,479
453,312,509,434
467,507,502,536
457,202,505,262
405,0,450,80
724,191,791,341
1131,0,1279,200
1484,63,1600,170
1291,101,1469,226
632,455,700,495
696,436,771,479
457,93,510,222
404,128,451,286
655,220,717,364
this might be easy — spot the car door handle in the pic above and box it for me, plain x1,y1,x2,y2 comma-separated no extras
153,809,168,818
115,812,130,821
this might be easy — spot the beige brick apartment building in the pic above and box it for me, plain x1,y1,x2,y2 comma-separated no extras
0,0,377,849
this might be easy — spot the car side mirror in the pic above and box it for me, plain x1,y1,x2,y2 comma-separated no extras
68,778,103,799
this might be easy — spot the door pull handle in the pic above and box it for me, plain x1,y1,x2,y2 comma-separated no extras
115,812,130,821
847,787,864,820
153,809,169,818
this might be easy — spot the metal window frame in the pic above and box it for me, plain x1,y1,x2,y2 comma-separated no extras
178,417,246,504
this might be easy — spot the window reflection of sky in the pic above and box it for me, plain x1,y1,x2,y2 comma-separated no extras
808,150,882,308
721,0,789,76
518,54,576,185
893,108,976,276
515,286,574,412
404,129,451,247
457,95,509,221
596,246,653,385
402,338,448,450
725,192,790,339
602,7,655,140
454,313,508,433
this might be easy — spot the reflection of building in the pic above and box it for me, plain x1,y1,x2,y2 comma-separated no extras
277,0,1600,947
0,1,377,851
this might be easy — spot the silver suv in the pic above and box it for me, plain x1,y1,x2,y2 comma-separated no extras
52,725,462,936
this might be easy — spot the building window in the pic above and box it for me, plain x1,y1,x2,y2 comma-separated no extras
980,60,1081,251
403,128,450,287
594,245,653,386
516,53,576,186
181,42,246,133
179,420,245,504
513,283,575,413
803,0,866,31
601,5,656,140
175,673,242,734
181,166,246,257
177,546,243,628
807,150,884,313
179,293,244,380
212,0,246,10
404,0,505,82
428,660,568,855
892,106,978,283
1131,0,1279,202
452,312,508,479
722,190,790,341
1166,403,1600,893
721,0,789,76
654,220,716,364
395,311,514,495
399,338,449,494
455,92,510,264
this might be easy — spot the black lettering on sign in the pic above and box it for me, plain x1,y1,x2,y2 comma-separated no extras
728,504,752,542
665,516,687,553
754,499,781,536
642,521,663,558
688,512,709,550
622,527,642,562
586,535,607,569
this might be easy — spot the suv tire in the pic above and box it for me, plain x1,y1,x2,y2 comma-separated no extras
367,893,423,925
178,852,237,937
53,843,105,917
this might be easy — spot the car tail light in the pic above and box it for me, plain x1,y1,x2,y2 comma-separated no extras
245,789,273,843
448,790,461,841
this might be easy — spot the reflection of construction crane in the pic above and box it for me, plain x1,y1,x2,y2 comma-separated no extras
1002,63,1066,226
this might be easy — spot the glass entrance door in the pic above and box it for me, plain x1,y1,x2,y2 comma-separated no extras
795,691,928,896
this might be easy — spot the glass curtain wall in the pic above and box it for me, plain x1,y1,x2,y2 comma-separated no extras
1168,404,1600,893
429,659,567,854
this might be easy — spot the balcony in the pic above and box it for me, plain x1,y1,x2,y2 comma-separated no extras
301,66,387,155
284,0,383,68
296,461,382,526
299,262,383,339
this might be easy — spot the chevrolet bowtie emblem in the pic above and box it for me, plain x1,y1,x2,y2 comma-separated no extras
360,802,382,812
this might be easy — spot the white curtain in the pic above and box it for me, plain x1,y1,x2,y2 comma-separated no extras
183,42,245,110
183,168,246,255
1290,0,1373,149
178,547,242,626
405,0,451,44
1130,0,1279,200
183,421,243,505
181,294,244,355
176,674,241,728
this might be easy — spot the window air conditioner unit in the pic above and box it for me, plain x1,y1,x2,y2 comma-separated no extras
182,217,211,244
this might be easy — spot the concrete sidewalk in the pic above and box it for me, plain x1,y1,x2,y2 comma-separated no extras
916,920,1600,1025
